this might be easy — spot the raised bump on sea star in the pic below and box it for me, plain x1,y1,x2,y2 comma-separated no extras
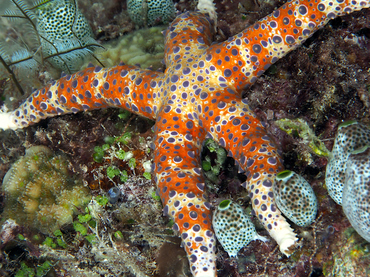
1,0,369,276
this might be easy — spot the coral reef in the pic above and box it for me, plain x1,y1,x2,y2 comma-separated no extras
2,145,91,235
88,127,154,190
323,227,370,277
0,0,369,276
0,131,172,277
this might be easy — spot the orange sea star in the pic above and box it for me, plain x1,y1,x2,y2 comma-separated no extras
1,0,369,276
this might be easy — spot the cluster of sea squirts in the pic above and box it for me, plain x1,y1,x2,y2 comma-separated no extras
212,121,370,258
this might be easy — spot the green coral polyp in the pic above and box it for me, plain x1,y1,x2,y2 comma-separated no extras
107,166,121,179
73,221,88,236
143,172,151,180
117,149,127,160
120,170,129,182
128,158,136,169
202,160,211,171
95,195,109,206
202,138,228,183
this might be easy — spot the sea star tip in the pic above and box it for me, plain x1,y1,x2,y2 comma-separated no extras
0,110,18,131
272,224,298,256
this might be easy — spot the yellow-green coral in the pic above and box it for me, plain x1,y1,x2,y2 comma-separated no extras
100,26,166,70
2,145,91,235
276,118,331,157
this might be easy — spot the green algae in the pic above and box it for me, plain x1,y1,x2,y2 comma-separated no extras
276,118,331,157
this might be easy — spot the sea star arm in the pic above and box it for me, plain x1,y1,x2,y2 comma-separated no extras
153,111,217,277
206,0,370,93
201,89,297,255
164,11,214,65
0,65,163,130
